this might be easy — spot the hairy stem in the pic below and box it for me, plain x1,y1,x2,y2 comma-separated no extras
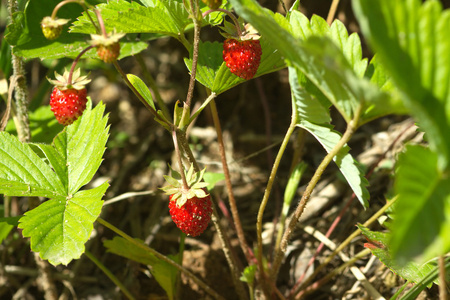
439,255,448,300
256,117,297,286
97,217,225,300
209,99,252,263
271,106,362,280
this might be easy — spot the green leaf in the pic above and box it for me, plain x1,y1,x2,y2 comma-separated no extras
0,132,65,198
8,0,147,60
227,0,389,126
358,225,441,286
65,101,109,194
104,236,159,266
298,120,369,208
203,172,225,191
391,145,450,263
353,0,450,169
71,0,224,39
127,74,155,110
104,236,178,300
18,182,108,265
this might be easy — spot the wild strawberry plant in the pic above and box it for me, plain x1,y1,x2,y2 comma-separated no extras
0,0,449,299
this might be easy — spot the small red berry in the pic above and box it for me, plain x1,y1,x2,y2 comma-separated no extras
48,69,91,126
201,0,222,9
223,38,262,80
50,87,87,126
168,193,212,237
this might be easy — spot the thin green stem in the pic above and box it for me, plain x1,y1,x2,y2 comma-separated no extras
256,118,297,284
172,129,189,190
96,217,225,300
271,106,363,280
209,99,251,263
84,250,136,300
113,61,171,128
67,45,94,85
189,92,217,123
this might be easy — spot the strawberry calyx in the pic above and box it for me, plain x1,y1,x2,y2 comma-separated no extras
89,31,125,47
41,16,70,40
220,20,260,41
161,164,210,208
48,68,91,91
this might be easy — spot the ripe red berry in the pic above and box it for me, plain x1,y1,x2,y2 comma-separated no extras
168,193,212,237
50,87,88,126
48,69,91,126
223,38,262,80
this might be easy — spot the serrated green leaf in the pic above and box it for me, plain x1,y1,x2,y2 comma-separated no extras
0,132,65,197
227,0,387,126
18,181,108,265
9,0,148,60
65,101,109,194
353,0,450,169
358,224,440,286
391,145,450,263
298,120,369,208
289,67,331,124
127,74,155,110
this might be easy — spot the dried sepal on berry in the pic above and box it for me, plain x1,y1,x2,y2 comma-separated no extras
89,31,125,63
41,16,70,40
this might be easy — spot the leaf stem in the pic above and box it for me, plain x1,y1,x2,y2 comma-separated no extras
439,255,448,300
326,0,340,25
271,108,362,280
113,61,171,128
256,117,297,285
67,45,95,86
96,217,225,300
172,129,189,190
209,99,252,263
84,250,136,300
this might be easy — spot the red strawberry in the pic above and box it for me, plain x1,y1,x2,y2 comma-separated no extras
40,16,69,40
48,69,91,126
50,87,87,126
168,193,212,237
161,165,212,236
223,38,262,80
90,32,125,63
